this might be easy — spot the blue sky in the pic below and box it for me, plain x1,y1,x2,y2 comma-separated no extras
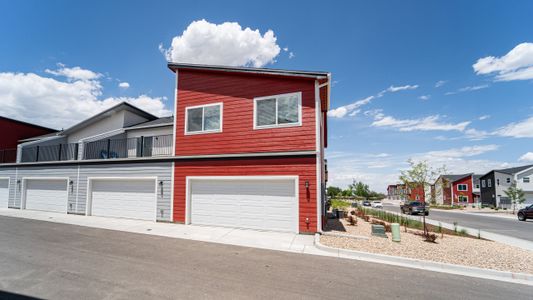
1,0,533,191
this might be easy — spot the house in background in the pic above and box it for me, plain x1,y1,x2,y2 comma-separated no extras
387,183,425,201
472,174,482,203
0,116,56,163
480,165,533,209
432,174,480,206
0,63,331,234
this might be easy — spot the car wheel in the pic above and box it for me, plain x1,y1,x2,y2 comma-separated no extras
518,213,526,221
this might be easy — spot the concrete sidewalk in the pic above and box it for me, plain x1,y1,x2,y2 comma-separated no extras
0,208,314,254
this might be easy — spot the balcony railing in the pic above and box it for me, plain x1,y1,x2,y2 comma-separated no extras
0,148,17,163
20,143,79,163
83,134,173,160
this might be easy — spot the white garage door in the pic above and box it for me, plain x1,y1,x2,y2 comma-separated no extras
90,179,156,221
25,179,67,213
190,178,298,232
0,179,9,208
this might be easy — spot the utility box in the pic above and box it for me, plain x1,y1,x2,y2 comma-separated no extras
391,223,401,242
371,224,387,238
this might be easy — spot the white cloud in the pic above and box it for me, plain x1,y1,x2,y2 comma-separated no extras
288,52,295,59
160,19,281,67
327,84,418,119
473,42,533,81
464,128,490,140
419,95,430,100
420,145,499,159
519,152,533,162
518,152,533,161
478,115,490,120
371,114,471,132
118,82,130,89
435,80,447,88
494,117,533,138
445,84,489,95
45,65,101,81
0,65,171,129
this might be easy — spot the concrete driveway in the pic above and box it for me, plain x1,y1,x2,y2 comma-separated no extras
0,216,531,300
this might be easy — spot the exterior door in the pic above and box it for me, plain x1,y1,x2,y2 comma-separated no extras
189,177,298,232
24,179,68,213
0,179,8,208
90,179,156,221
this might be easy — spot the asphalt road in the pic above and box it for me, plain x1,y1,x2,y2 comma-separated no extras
0,216,531,299
383,204,533,241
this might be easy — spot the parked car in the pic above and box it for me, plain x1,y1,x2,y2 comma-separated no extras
400,201,429,215
362,200,371,207
517,204,533,221
371,201,383,209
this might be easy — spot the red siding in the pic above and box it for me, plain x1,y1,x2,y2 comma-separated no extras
173,156,317,233
174,70,317,156
453,176,473,204
0,117,54,150
409,184,426,202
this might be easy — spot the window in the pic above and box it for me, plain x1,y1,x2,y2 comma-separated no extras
457,184,468,191
481,180,486,188
506,177,511,183
254,92,301,129
488,179,492,187
475,184,480,189
496,179,500,185
458,195,468,203
185,103,222,134
524,177,531,183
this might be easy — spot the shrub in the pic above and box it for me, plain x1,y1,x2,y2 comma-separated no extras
331,199,351,210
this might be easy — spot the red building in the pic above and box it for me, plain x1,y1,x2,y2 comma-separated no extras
168,63,330,234
0,116,56,163
387,183,425,201
433,174,474,205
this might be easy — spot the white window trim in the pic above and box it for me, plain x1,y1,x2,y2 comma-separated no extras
524,177,530,183
253,92,302,130
184,103,223,135
457,184,468,191
458,195,469,202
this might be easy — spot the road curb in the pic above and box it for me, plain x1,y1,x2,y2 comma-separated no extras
314,234,533,286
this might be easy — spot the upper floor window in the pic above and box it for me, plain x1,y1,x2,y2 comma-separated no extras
457,184,468,191
481,180,486,188
496,179,500,185
506,177,511,183
185,103,222,135
254,92,302,129
475,184,480,189
524,177,530,183
488,179,492,187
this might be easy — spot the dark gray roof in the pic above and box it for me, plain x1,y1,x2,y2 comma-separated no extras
167,62,330,79
61,102,157,135
124,116,174,130
495,165,533,175
441,174,472,182
472,174,482,182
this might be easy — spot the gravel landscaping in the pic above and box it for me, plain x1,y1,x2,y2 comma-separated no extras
321,217,533,274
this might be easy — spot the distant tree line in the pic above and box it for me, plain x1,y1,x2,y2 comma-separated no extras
327,180,386,200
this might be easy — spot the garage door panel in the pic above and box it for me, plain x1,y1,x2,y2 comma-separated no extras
91,179,156,221
25,179,67,213
0,179,9,208
190,178,297,232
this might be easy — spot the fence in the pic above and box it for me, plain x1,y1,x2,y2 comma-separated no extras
20,143,79,162
83,134,173,160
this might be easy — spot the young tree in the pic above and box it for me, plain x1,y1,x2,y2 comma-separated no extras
504,182,526,214
326,186,342,199
399,159,446,240
350,180,370,198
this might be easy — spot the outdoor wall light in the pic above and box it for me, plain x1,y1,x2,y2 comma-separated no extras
305,180,309,189
69,180,74,193
17,180,21,192
159,181,164,197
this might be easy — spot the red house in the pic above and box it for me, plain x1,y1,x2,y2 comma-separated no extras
168,63,330,234
433,174,474,205
0,116,56,163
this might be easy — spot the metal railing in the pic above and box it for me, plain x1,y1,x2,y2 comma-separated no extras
20,143,79,163
83,134,173,160
0,148,17,163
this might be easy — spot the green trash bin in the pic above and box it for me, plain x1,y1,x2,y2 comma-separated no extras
391,223,401,242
